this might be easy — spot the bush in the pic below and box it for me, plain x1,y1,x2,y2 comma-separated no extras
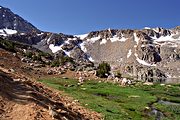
115,72,122,78
60,56,74,65
51,59,60,67
32,54,42,61
50,56,75,67
25,52,33,58
96,62,111,78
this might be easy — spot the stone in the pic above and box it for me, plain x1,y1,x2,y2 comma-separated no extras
47,70,53,75
13,78,21,82
143,82,153,85
62,77,68,79
13,53,17,57
78,77,84,83
121,78,131,86
61,43,75,51
8,68,15,73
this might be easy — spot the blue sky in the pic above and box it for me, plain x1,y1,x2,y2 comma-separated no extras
1,0,180,34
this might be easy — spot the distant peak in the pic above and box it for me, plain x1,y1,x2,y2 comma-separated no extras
144,27,151,29
0,5,40,33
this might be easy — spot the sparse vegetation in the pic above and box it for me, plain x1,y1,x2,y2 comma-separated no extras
32,54,42,61
24,52,33,58
0,37,53,64
24,52,42,61
23,50,53,64
59,56,74,65
114,71,122,78
50,56,75,67
51,59,60,67
38,51,52,59
0,38,15,52
96,62,111,78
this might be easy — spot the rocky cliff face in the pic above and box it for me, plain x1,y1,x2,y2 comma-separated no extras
72,27,180,83
0,6,179,83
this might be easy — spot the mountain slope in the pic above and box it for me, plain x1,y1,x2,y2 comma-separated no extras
0,6,39,33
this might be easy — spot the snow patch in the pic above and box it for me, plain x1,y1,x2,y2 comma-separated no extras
87,36,101,43
72,37,77,40
4,28,17,34
79,42,87,52
67,37,77,41
127,49,132,58
0,28,17,36
152,34,180,47
119,37,127,42
144,27,151,29
64,40,70,44
151,35,158,40
49,44,62,53
20,33,25,35
37,32,44,36
88,56,94,62
47,34,53,44
49,44,71,57
134,33,139,44
110,35,127,42
135,53,156,66
110,35,118,42
67,38,72,40
64,51,71,56
154,34,180,42
75,33,89,39
100,39,107,45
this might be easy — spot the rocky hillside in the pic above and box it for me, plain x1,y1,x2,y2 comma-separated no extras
0,47,102,120
79,27,180,82
0,5,179,83
29,27,179,83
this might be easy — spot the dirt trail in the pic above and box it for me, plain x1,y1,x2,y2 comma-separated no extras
0,68,102,120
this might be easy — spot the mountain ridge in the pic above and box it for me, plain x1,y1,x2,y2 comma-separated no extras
0,5,180,83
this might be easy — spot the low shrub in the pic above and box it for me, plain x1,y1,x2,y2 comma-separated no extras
96,61,111,78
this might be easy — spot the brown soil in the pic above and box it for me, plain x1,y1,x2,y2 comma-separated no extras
0,48,102,120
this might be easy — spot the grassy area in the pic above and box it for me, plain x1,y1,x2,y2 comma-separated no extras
39,78,180,120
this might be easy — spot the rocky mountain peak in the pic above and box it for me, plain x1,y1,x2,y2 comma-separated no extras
0,6,40,33
135,31,152,40
86,29,135,40
153,27,172,36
